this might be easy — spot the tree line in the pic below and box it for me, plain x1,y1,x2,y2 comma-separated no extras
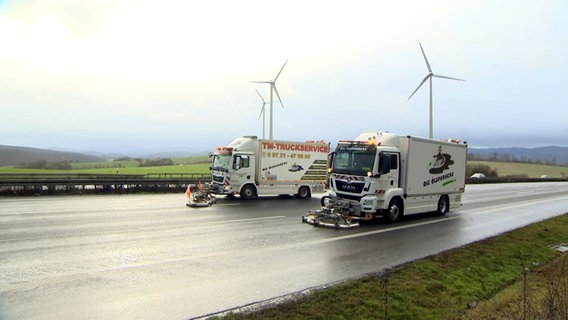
18,158,175,170
467,152,563,166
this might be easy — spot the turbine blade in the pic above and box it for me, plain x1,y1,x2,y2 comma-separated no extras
432,74,465,81
258,104,265,120
255,88,266,102
418,42,432,73
274,59,288,82
408,75,430,100
273,85,284,109
251,81,272,84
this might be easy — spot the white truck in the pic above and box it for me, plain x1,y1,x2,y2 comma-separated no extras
210,136,329,199
304,132,467,227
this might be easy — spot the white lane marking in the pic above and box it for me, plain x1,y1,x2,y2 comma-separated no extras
213,203,241,207
214,216,286,224
21,197,564,274
0,216,287,243
464,195,568,217
297,195,568,247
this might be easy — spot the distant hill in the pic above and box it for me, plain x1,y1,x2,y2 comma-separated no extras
2,144,567,167
468,146,568,165
0,145,103,166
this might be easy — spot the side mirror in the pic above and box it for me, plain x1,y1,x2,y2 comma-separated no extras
327,151,335,173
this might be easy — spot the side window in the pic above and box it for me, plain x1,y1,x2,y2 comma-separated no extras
241,155,250,168
390,154,398,170
233,155,250,170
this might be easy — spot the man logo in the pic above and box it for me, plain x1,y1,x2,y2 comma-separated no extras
342,184,357,191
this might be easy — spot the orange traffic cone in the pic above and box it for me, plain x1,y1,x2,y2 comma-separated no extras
185,185,191,198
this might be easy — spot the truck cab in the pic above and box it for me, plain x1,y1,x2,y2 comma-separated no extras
326,132,466,222
329,135,402,218
210,145,256,199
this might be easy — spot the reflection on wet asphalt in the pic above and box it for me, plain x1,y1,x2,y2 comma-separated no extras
1,182,568,319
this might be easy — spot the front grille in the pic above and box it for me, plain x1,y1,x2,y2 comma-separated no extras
336,193,362,201
335,179,365,193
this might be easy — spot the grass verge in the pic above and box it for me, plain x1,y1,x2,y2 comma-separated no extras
213,214,568,320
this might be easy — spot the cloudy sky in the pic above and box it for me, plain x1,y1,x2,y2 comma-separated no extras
1,0,566,155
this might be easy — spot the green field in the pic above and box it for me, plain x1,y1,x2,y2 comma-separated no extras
1,158,566,179
0,157,211,175
468,160,568,178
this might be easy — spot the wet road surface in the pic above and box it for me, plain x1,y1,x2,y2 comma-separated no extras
1,182,567,319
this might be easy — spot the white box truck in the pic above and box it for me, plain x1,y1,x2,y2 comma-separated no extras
210,136,329,199
304,132,466,227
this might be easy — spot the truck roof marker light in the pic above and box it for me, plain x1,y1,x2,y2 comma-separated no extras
216,146,234,152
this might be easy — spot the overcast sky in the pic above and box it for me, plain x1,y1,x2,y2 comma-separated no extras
1,0,566,155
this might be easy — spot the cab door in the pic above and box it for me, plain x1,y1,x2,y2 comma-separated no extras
232,154,255,186
378,152,400,189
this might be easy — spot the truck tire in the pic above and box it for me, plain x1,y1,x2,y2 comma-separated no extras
320,195,331,206
295,186,311,199
436,196,449,216
385,198,403,222
240,185,256,200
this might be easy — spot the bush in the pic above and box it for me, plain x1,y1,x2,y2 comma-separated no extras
18,160,73,170
138,158,174,167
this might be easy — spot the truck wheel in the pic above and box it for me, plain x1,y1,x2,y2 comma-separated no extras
240,185,255,200
385,199,403,222
295,186,311,199
436,196,449,216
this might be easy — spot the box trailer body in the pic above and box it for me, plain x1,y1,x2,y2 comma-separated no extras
210,136,329,199
327,132,466,221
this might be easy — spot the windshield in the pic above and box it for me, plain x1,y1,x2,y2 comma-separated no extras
211,154,231,172
332,143,377,176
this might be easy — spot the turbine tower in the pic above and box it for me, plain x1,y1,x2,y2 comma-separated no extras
255,89,268,139
408,43,464,139
251,60,287,140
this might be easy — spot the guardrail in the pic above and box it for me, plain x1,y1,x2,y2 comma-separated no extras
144,173,211,179
0,173,211,180
0,173,212,196
1,174,564,196
465,177,567,184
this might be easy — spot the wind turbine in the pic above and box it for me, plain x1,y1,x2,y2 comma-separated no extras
408,43,464,139
251,59,287,140
255,89,268,139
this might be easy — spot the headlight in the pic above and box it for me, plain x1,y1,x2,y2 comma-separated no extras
362,199,373,206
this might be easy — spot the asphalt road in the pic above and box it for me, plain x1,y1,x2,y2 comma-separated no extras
1,182,568,320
